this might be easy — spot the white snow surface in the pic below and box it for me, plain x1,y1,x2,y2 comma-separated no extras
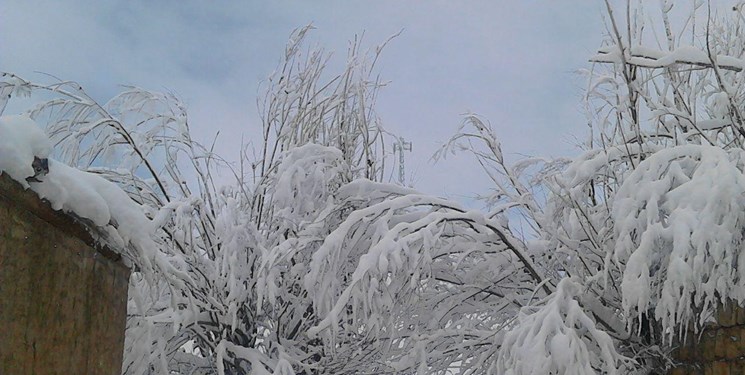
0,115,52,187
32,160,152,249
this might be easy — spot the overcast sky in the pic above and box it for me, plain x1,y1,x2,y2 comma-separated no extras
0,1,607,205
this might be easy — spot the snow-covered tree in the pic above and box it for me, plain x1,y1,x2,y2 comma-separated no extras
6,2,745,374
1,25,553,373
480,1,745,373
3,26,480,375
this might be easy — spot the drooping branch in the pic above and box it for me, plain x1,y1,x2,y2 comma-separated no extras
591,45,745,72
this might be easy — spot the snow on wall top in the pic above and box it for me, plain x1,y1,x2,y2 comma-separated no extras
0,115,169,266
0,115,52,186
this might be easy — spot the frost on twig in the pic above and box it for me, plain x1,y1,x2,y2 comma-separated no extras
591,44,745,72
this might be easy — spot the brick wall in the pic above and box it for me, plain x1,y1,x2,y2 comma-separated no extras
0,173,130,375
670,303,745,375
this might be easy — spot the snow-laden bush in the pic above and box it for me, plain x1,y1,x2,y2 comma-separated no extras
497,278,629,375
612,145,745,341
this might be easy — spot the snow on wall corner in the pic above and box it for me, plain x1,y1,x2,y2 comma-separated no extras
0,115,52,187
0,115,166,263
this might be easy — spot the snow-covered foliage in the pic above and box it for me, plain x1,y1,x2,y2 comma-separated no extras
439,1,745,373
585,0,745,353
613,145,745,342
6,2,745,374
0,31,550,373
497,278,627,375
6,27,489,375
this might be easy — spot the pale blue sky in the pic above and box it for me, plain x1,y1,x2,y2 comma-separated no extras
0,1,607,204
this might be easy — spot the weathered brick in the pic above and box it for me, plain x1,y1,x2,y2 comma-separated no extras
717,302,738,327
722,327,741,360
670,302,745,373
714,330,729,360
675,341,690,362
737,306,745,325
702,330,719,361
711,361,730,375
738,327,745,355
728,361,745,375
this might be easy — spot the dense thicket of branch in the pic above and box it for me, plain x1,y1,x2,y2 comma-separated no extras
5,2,745,374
